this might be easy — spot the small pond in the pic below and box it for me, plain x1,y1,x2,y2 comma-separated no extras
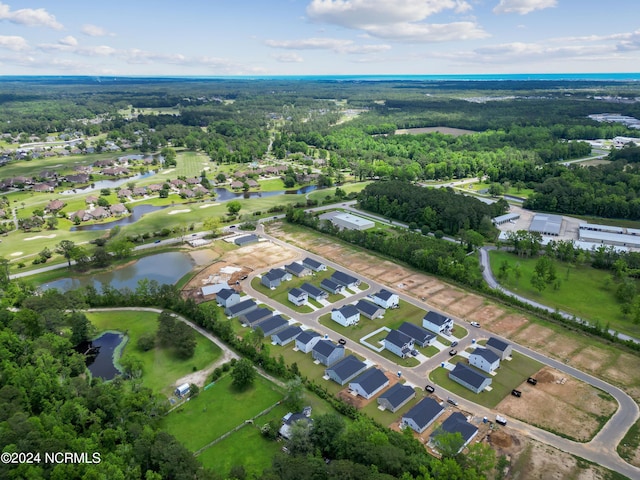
79,332,125,381
60,169,159,195
41,251,195,292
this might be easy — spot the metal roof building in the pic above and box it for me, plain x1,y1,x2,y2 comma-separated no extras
529,213,563,236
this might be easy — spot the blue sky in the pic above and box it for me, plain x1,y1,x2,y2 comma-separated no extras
0,0,639,75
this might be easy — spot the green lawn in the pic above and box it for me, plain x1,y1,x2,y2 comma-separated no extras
162,374,285,452
306,181,372,203
488,250,640,338
362,386,428,427
468,181,535,199
428,351,543,408
85,310,222,394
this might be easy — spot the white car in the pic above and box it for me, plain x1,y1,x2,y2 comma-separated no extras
470,321,480,327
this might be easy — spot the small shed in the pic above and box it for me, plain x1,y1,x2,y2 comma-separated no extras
175,383,190,397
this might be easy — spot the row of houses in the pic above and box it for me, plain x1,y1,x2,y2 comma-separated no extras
448,338,513,394
330,289,399,327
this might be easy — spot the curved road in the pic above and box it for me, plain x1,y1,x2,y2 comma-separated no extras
243,225,640,479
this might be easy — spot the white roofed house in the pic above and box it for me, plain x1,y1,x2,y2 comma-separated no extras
383,330,414,358
331,305,360,327
288,288,308,307
348,368,389,399
486,337,513,360
372,289,399,309
468,348,501,373
422,311,453,335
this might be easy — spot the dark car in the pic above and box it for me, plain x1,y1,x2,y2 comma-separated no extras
410,349,419,356
154,240,161,244
229,225,236,229
425,385,435,393
527,377,538,385
447,397,458,406
449,349,457,356
450,341,458,347
511,389,522,397
338,338,347,345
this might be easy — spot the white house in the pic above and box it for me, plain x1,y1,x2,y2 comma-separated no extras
348,368,389,400
288,288,308,306
331,305,360,327
372,289,399,309
383,330,414,358
295,330,321,353
422,311,454,334
468,348,501,373
302,257,327,272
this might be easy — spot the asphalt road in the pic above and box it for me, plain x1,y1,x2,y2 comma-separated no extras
242,225,640,479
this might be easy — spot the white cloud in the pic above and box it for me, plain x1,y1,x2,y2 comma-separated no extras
493,0,556,15
365,22,489,43
265,37,391,54
58,36,78,47
81,24,114,37
0,35,28,51
0,2,63,29
273,52,304,63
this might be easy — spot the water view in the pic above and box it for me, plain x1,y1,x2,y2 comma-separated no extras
81,332,124,381
41,252,195,292
60,169,159,195
71,203,170,231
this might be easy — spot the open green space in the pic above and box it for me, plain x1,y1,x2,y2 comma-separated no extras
617,419,640,465
488,249,640,338
469,181,535,199
162,373,285,452
428,351,543,408
306,181,372,203
85,310,222,394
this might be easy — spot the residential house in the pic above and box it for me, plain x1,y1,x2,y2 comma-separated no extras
241,307,273,327
355,299,384,320
320,278,345,295
117,188,132,198
284,262,311,278
325,355,368,386
384,330,415,358
299,283,328,301
279,411,312,440
225,298,257,318
32,183,54,192
85,195,98,204
234,234,259,246
397,322,435,347
230,181,243,189
246,179,259,188
170,179,186,188
312,340,345,366
132,187,147,196
186,177,200,185
295,330,321,353
109,203,128,216
271,325,302,346
431,412,478,454
216,288,241,308
86,206,110,220
201,283,229,297
468,348,501,373
302,257,326,272
45,199,65,213
402,397,445,433
422,311,454,335
449,363,492,394
348,368,389,399
372,289,399,309
261,268,291,289
65,174,89,183
255,315,289,336
331,271,360,289
331,305,360,327
486,337,513,360
377,383,416,413
288,288,308,306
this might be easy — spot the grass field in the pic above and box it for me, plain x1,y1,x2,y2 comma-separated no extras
85,310,222,394
468,181,535,199
362,385,428,427
428,351,543,408
488,250,640,338
162,373,285,452
306,181,372,203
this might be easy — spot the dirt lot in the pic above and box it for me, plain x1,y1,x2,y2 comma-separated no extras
337,371,399,409
446,294,485,318
487,314,530,337
497,366,617,442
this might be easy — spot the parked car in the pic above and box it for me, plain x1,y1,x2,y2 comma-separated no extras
449,349,457,356
511,389,522,397
447,397,458,406
470,321,480,327
338,338,347,345
425,385,435,393
154,240,161,244
410,349,419,356
450,341,458,347
527,377,538,385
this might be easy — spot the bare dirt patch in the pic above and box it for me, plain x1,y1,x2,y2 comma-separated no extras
338,370,400,410
497,366,617,442
224,241,298,270
488,314,529,337
602,352,640,400
511,323,554,350
466,304,506,325
571,346,615,376
446,294,484,318
428,287,466,309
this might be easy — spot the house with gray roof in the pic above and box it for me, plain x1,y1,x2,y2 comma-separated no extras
295,330,321,353
272,325,303,346
468,348,501,373
255,315,289,337
377,383,416,413
331,305,360,327
372,289,399,309
331,271,360,289
235,234,259,246
312,340,345,366
431,412,478,454
320,278,344,295
225,298,257,318
216,288,240,308
449,363,492,394
302,257,326,272
402,397,445,433
284,262,311,278
486,337,512,360
261,268,291,289
241,307,273,327
288,288,308,306
383,330,414,358
299,283,328,301
422,311,454,334
279,411,313,440
325,355,368,386
355,299,384,320
349,368,389,399
397,322,435,347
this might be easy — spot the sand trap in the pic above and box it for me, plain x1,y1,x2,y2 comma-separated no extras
25,234,57,241
199,203,220,209
10,252,23,256
168,209,190,215
162,168,176,174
